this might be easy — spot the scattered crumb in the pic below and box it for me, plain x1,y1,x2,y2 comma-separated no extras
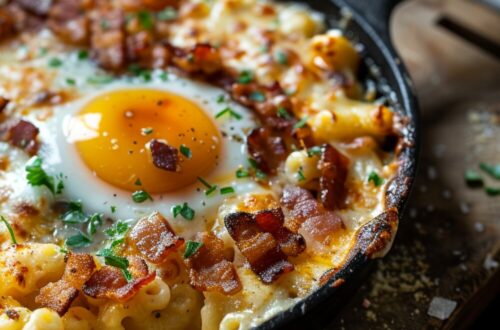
427,297,457,320
459,202,470,215
366,310,377,322
483,253,499,271
362,298,371,309
474,222,485,233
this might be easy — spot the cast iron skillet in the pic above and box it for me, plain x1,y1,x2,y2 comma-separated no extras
256,0,419,329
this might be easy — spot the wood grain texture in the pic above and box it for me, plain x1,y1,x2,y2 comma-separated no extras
328,0,500,328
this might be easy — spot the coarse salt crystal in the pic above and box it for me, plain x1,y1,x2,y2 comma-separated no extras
427,297,457,320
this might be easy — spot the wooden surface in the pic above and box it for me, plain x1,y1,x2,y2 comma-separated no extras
329,0,500,328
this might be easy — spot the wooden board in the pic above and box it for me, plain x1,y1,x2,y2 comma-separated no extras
327,0,500,328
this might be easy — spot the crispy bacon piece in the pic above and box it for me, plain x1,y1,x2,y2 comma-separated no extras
280,185,344,244
129,212,184,264
6,120,39,156
318,144,349,210
48,0,90,45
247,127,287,174
14,0,52,16
172,44,222,75
36,253,96,315
149,139,179,172
0,8,17,41
0,97,8,113
225,209,305,284
90,9,125,70
184,232,241,295
82,257,155,302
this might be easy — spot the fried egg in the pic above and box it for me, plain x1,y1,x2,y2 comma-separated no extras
4,45,268,238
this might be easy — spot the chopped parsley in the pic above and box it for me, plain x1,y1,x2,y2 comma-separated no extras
38,47,48,57
104,220,130,249
141,127,153,135
180,145,192,159
128,64,152,81
110,205,117,213
87,213,103,236
249,91,266,102
275,50,289,65
198,177,217,196
216,94,226,103
307,146,323,157
297,167,306,181
220,186,235,195
485,186,500,196
25,157,64,195
277,107,292,119
479,163,500,180
134,178,142,186
464,169,483,187
236,168,250,178
157,7,178,21
132,190,153,203
248,158,267,180
66,78,76,85
183,241,203,259
87,75,113,84
137,11,154,30
172,202,195,220
65,231,92,248
60,201,86,224
293,116,309,129
368,171,384,187
159,71,169,81
1,215,17,244
48,57,63,68
100,19,110,30
237,70,253,84
215,107,242,120
77,50,89,60
97,248,132,281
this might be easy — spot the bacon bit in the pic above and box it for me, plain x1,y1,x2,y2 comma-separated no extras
90,9,126,70
0,8,18,40
225,210,305,283
318,144,349,210
126,30,154,64
281,185,344,244
172,44,222,75
129,212,184,264
184,232,241,295
0,97,9,113
36,253,96,315
149,139,179,172
36,281,78,316
6,120,39,156
247,127,287,174
82,257,155,302
14,0,53,16
5,309,20,320
48,0,90,45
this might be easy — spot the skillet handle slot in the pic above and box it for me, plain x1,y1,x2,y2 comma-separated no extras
335,0,402,44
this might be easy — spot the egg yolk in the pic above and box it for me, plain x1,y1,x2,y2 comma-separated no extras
68,89,221,193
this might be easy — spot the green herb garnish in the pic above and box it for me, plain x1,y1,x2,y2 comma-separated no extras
368,171,384,187
1,215,17,244
236,168,250,178
293,116,309,129
237,70,253,84
250,91,266,102
180,145,192,159
65,231,92,248
248,158,267,179
172,202,195,220
277,107,292,119
141,127,153,135
183,241,203,259
60,201,86,224
485,187,500,196
48,57,63,68
216,94,226,103
198,177,217,196
87,213,103,236
307,146,323,157
297,167,306,181
220,186,235,195
110,206,117,213
134,178,142,186
66,78,76,85
97,248,132,281
464,169,483,187
132,190,153,203
87,75,113,84
25,157,63,195
104,220,130,249
479,163,500,180
137,11,154,30
275,51,288,65
77,50,88,60
215,107,242,120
